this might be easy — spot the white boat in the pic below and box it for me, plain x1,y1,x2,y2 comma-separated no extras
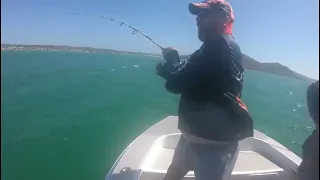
105,116,302,180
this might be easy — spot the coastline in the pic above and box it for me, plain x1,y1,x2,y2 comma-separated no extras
1,44,162,58
1,43,316,82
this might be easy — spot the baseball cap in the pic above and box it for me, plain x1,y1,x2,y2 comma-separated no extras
189,0,235,23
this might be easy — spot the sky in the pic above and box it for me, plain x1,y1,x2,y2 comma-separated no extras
1,0,319,79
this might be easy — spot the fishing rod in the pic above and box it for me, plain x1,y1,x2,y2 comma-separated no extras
65,13,164,51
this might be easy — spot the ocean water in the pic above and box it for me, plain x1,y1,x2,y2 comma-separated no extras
1,51,315,180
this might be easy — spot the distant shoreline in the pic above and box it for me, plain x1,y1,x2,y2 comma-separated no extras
1,44,162,57
1,44,316,82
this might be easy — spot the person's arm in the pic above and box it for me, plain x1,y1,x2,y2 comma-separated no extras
164,38,234,94
164,53,199,94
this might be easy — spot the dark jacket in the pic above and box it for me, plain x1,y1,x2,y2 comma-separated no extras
299,129,319,180
163,34,253,142
299,81,319,180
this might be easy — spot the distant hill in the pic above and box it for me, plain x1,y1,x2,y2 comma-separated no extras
1,44,315,81
241,54,315,82
180,54,315,81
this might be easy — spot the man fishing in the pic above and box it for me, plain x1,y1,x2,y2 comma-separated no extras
299,81,319,180
155,0,253,179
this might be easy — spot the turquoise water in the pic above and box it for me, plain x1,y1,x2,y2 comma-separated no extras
1,51,315,180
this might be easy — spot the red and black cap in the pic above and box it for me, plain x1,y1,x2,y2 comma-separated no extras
189,0,235,24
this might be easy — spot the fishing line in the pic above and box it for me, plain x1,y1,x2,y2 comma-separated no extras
65,13,164,51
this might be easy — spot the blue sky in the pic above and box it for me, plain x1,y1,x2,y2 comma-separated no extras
1,0,319,79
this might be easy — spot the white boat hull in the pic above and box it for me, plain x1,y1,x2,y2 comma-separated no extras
106,116,302,180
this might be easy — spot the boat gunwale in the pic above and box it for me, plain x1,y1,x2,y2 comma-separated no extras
105,116,173,180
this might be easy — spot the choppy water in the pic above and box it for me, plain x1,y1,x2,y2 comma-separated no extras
1,51,315,180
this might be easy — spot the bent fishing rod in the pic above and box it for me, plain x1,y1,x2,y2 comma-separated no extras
65,13,164,51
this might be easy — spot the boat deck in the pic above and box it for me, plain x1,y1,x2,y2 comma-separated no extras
106,116,302,180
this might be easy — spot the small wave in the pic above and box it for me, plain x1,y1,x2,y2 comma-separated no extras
133,65,139,68
303,126,315,132
289,92,293,95
110,69,115,71
289,125,300,129
264,130,272,135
